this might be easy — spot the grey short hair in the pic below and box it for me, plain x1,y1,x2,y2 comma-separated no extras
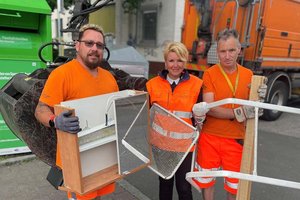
217,28,240,47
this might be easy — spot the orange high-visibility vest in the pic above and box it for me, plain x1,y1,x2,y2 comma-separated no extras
146,73,202,152
150,111,197,152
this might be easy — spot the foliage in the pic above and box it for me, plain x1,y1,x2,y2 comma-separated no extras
46,0,145,14
122,0,144,15
46,0,74,11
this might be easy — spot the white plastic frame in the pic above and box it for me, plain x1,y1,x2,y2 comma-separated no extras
186,98,300,191
120,99,150,166
122,103,199,179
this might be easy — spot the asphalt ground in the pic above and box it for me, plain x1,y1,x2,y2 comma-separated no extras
0,155,149,200
124,99,300,200
1,98,300,200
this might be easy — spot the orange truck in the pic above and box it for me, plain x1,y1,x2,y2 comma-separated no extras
182,0,300,121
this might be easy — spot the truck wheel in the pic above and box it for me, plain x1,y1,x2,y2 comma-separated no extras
261,81,288,121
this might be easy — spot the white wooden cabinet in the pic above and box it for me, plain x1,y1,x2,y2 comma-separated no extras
54,90,149,195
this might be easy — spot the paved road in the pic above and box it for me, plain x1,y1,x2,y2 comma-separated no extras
124,129,300,200
0,156,144,200
124,99,300,200
1,99,300,200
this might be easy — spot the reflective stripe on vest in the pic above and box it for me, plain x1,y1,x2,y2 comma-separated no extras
152,121,196,139
173,110,192,119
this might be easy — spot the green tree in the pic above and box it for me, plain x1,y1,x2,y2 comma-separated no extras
122,0,144,46
122,0,144,15
46,0,74,11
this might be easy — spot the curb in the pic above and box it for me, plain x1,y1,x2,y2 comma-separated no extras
0,154,36,167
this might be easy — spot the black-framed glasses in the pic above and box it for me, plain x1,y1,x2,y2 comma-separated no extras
78,40,105,50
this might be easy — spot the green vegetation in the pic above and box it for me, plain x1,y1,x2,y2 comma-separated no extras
122,0,144,14
46,0,73,11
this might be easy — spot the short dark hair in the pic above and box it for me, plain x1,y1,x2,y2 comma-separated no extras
78,24,105,43
217,28,240,47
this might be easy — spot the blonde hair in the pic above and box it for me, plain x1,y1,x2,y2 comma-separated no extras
78,24,105,41
163,42,189,62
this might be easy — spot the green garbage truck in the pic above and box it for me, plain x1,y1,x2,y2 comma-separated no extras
0,0,52,155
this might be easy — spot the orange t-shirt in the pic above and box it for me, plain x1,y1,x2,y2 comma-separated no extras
202,64,253,139
39,59,119,198
40,59,119,107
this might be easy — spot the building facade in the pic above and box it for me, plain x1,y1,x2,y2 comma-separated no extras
51,0,185,74
115,0,185,64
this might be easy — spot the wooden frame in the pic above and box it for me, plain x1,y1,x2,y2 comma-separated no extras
237,75,267,200
54,90,149,195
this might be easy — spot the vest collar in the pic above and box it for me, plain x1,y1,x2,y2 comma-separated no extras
166,75,180,85
159,69,190,83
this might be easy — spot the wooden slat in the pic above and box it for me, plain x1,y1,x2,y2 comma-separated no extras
58,165,122,195
82,164,121,194
54,105,83,193
236,75,267,200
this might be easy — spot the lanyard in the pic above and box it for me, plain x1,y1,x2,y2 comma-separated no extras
218,64,239,108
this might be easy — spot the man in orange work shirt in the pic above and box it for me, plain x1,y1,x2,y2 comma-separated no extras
193,29,257,200
35,24,118,200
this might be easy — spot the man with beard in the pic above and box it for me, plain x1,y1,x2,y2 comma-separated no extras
35,24,119,200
